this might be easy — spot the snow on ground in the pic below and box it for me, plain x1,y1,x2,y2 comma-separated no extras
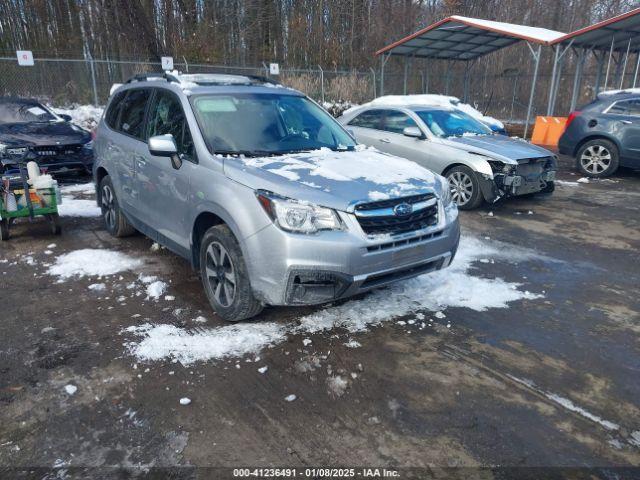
123,236,544,365
344,94,505,129
47,249,143,280
52,105,104,131
58,198,101,217
60,183,95,195
58,182,101,217
508,375,620,432
124,323,288,364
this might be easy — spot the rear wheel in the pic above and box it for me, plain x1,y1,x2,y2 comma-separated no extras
99,175,135,237
576,139,619,178
446,166,484,210
49,213,62,235
199,225,263,322
0,219,9,241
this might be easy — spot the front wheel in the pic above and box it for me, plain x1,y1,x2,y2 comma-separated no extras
199,225,263,322
576,139,619,178
446,165,484,210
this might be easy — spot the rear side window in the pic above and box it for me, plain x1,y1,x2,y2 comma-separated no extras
381,110,417,134
118,89,151,139
348,109,384,130
105,91,127,129
607,99,640,116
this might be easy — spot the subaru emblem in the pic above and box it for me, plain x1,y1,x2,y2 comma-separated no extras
393,203,413,217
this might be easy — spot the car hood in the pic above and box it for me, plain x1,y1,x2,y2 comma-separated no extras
224,146,441,212
0,121,90,147
442,134,553,162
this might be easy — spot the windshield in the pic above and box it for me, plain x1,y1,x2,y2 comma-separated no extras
0,102,59,124
415,109,492,138
190,93,356,156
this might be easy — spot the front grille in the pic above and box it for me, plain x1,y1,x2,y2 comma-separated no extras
355,193,438,236
32,145,83,158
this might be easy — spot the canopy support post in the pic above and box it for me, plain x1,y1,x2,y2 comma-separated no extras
403,56,408,95
604,36,615,90
380,53,390,96
633,52,640,88
620,38,632,89
547,45,561,116
525,43,542,140
445,61,452,95
570,48,586,112
463,60,473,103
548,41,573,116
594,51,605,96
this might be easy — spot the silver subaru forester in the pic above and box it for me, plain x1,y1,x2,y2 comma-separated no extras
94,72,460,321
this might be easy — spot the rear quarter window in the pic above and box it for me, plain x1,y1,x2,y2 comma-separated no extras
105,91,127,130
348,109,384,130
118,89,151,139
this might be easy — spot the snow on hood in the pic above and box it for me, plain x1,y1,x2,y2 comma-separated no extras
224,146,440,211
344,94,504,129
444,134,554,162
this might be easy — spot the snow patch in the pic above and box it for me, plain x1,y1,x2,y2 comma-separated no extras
47,249,143,279
122,236,544,364
146,281,167,300
64,385,77,395
58,198,101,217
123,323,287,365
52,105,104,130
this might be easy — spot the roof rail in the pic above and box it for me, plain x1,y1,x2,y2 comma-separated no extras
124,72,181,85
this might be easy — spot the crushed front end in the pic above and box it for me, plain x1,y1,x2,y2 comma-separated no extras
481,156,557,202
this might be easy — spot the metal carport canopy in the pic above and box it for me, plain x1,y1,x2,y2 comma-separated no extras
547,7,640,114
375,16,565,137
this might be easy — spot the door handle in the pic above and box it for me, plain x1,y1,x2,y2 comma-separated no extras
379,138,391,143
620,120,632,125
134,155,146,166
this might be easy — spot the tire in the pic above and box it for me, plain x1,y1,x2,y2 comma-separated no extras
199,225,263,322
99,175,136,237
576,139,619,178
446,165,484,210
49,213,62,235
0,219,9,241
539,180,555,194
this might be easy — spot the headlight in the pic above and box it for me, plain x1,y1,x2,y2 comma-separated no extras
256,191,344,234
0,143,6,156
438,176,454,206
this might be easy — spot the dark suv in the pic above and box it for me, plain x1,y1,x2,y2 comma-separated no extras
0,97,93,176
559,91,640,177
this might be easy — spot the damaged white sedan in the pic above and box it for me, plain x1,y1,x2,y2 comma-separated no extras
340,97,557,209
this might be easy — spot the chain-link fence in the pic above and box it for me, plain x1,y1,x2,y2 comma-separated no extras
1,55,633,124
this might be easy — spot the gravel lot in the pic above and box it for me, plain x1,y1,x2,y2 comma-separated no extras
0,155,639,478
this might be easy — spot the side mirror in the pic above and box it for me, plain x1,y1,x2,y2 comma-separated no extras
149,134,182,170
403,126,424,139
60,114,72,122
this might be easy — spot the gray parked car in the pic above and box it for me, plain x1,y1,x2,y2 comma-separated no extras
94,73,460,321
559,90,640,177
339,102,557,210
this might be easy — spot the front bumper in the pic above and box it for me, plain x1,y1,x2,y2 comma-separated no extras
243,203,460,306
480,160,557,202
1,152,93,177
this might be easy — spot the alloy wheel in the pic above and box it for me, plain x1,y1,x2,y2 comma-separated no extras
101,184,116,230
580,145,611,174
205,241,236,308
448,171,474,206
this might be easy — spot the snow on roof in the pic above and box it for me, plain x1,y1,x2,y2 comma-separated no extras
597,88,640,97
346,95,504,129
450,16,566,43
